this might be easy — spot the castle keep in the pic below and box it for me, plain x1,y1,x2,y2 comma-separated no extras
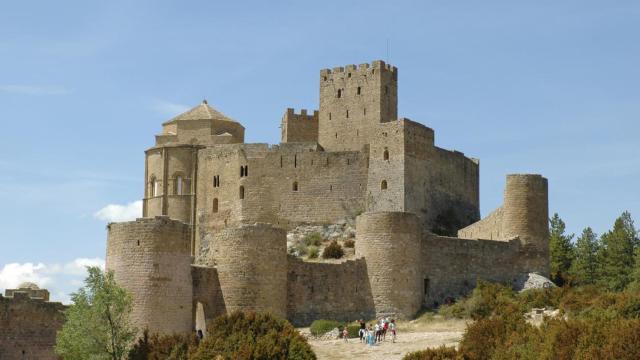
105,60,550,333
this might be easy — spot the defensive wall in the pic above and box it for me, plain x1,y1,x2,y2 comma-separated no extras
106,216,194,335
281,108,319,143
0,288,66,360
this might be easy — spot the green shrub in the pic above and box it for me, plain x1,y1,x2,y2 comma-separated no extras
190,311,315,360
343,239,355,248
128,330,198,360
344,324,360,338
307,246,319,259
310,319,341,336
293,242,308,256
322,240,344,259
303,233,322,247
403,346,460,359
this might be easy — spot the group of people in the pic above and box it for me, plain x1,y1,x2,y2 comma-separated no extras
352,317,396,346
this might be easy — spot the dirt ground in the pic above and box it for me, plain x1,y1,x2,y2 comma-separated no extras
306,317,468,360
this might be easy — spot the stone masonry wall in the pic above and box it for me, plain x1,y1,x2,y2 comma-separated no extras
106,216,193,335
286,256,375,326
457,207,505,240
421,234,520,307
210,224,288,318
281,108,319,143
0,293,66,360
355,212,423,319
318,61,397,152
194,143,368,256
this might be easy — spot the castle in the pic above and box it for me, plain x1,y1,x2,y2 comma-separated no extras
105,60,550,335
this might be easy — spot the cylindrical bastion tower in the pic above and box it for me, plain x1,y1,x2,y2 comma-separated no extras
501,174,549,275
356,212,422,319
211,223,287,318
106,216,193,334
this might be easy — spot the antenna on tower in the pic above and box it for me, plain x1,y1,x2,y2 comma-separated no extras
386,38,390,63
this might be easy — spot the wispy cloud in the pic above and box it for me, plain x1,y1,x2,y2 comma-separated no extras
94,200,142,223
0,258,105,304
150,99,190,117
0,84,71,95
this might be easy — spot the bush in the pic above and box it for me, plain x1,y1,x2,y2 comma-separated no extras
322,240,344,259
343,324,360,338
403,346,460,360
343,239,355,248
128,330,198,360
190,311,315,360
307,246,319,259
310,319,341,336
303,233,322,247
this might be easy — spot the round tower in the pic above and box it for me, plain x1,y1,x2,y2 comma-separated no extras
106,216,193,334
355,212,422,319
211,223,287,318
501,174,549,275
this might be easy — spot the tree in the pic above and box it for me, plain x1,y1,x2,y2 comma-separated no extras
549,213,575,285
569,227,600,285
56,266,137,360
598,212,637,291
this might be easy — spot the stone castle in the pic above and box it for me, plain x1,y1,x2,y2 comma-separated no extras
105,60,550,335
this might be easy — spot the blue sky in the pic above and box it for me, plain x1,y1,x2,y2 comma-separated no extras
0,1,638,302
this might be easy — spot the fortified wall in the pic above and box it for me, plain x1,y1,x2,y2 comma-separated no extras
0,284,66,360
105,60,550,333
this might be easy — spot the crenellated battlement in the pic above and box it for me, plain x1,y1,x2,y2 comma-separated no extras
320,60,397,77
281,108,319,143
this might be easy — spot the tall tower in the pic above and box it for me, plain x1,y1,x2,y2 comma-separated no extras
318,60,397,151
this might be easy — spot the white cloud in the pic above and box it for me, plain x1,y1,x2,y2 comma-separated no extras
94,200,142,223
0,84,70,95
0,258,105,304
150,99,190,117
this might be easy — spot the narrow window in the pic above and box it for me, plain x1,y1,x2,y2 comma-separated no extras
323,76,327,81
383,149,389,161
337,89,342,98
292,181,298,191
357,86,361,95
212,198,218,213
347,158,350,165
176,176,183,195
363,108,366,115
348,72,351,78
346,109,349,118
280,156,283,168
244,165,248,177
329,112,332,120
329,185,333,191
381,180,388,190
372,69,375,74
294,155,297,168
213,175,220,187
240,166,244,177
424,278,430,295
239,186,245,200
335,133,338,138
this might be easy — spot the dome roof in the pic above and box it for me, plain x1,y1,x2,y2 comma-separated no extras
17,282,39,290
163,100,238,125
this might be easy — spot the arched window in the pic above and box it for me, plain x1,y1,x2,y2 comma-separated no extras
383,149,389,161
239,186,245,200
212,198,218,213
337,89,342,98
150,176,159,197
240,166,244,177
381,180,388,190
175,175,183,195
292,182,298,192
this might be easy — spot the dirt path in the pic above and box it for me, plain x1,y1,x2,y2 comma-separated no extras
307,318,467,360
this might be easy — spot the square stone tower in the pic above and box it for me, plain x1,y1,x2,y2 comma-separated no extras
318,60,397,151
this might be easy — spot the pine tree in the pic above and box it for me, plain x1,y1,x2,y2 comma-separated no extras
598,212,637,291
549,213,575,285
568,227,600,285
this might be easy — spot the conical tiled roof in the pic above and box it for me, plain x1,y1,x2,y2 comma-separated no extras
163,100,237,125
